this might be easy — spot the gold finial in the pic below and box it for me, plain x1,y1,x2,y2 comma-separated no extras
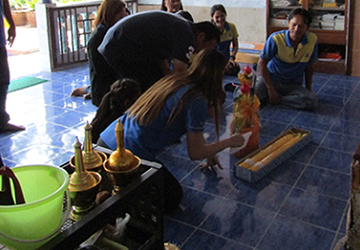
82,121,105,170
107,119,139,171
68,137,98,192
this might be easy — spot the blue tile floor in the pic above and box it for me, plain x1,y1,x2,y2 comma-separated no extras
2,61,360,250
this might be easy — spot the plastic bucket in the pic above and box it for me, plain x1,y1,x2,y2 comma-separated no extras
0,165,70,250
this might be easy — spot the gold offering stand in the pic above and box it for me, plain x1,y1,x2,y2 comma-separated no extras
68,137,102,221
103,119,141,194
39,121,164,250
70,122,107,172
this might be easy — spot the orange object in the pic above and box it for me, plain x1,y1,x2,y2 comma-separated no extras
231,66,261,158
319,52,342,61
323,2,337,7
233,124,260,158
231,93,261,158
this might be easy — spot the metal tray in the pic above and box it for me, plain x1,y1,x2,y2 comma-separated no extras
39,146,165,250
234,127,311,183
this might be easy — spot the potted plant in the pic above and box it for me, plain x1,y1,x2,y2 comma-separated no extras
10,0,28,26
25,0,38,27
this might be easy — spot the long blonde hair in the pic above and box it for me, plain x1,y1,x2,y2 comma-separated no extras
94,0,127,28
128,48,226,135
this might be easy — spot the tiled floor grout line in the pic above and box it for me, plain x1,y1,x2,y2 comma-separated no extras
254,87,344,248
3,57,360,249
330,199,350,249
253,160,309,249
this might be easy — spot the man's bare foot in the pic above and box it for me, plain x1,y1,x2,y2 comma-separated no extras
70,86,88,96
0,123,25,133
164,243,180,250
84,93,92,100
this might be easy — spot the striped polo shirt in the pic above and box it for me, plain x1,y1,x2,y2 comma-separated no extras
260,30,318,84
218,21,239,60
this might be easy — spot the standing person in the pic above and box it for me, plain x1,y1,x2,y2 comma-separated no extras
211,4,240,76
98,48,245,212
160,0,183,13
98,10,220,93
71,0,129,106
0,0,25,133
255,8,318,110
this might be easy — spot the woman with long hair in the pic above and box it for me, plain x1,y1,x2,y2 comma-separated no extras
99,48,244,167
98,48,244,212
71,0,129,106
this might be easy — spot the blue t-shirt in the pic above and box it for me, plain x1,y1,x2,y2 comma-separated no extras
100,84,208,161
260,30,318,84
0,0,6,47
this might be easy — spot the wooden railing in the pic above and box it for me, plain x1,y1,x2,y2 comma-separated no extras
47,2,101,70
37,1,137,71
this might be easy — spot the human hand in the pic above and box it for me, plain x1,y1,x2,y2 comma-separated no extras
7,26,16,47
228,58,236,66
224,61,233,73
228,133,245,148
200,156,223,171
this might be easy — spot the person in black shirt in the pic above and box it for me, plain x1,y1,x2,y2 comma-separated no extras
98,10,220,92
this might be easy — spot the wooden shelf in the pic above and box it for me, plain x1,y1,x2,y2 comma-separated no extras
272,6,300,10
310,29,346,44
314,59,347,75
310,7,346,11
266,0,350,75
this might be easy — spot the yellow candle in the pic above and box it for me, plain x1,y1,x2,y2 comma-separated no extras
251,133,304,171
239,133,295,169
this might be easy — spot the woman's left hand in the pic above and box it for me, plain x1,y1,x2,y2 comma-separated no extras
200,155,222,171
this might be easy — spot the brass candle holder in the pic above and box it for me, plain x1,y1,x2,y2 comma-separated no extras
68,137,102,221
103,119,141,193
70,121,107,172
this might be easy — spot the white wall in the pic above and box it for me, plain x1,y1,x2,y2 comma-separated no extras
137,0,267,43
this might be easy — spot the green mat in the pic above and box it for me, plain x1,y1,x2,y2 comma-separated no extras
9,77,48,93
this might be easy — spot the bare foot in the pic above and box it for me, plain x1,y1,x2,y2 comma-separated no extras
70,86,88,97
84,93,92,100
0,123,26,133
164,243,180,250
